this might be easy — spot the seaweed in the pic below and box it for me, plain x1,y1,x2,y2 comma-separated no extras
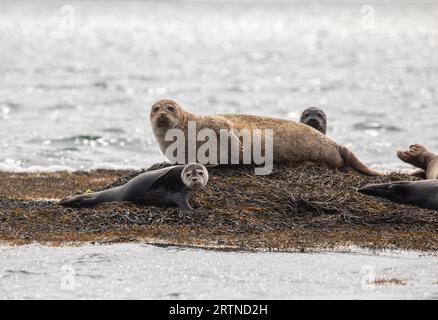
0,163,436,252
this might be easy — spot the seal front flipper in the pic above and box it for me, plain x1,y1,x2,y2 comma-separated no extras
172,192,194,210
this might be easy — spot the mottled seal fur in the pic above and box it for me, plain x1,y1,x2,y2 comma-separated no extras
58,163,209,210
149,99,381,176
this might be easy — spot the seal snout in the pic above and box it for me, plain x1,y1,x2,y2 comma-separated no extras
157,113,170,126
306,118,322,128
189,177,204,190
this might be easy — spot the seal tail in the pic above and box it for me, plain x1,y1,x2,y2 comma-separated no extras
337,145,382,176
357,183,393,197
358,182,410,198
58,193,99,208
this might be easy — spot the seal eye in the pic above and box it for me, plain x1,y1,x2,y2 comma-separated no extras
198,171,204,176
153,107,160,113
167,106,175,112
186,173,191,178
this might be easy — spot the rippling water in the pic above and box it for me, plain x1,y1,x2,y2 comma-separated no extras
1,0,438,299
0,244,437,299
1,0,437,171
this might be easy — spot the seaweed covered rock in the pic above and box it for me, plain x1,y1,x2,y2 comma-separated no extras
0,164,436,252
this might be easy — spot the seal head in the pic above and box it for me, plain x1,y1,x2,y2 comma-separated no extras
150,99,185,131
299,107,327,134
181,163,209,190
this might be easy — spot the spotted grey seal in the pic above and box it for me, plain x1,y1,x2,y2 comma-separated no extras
149,99,381,176
299,107,327,135
58,163,209,210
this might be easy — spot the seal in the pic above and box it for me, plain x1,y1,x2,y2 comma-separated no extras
299,107,327,134
149,99,381,176
58,163,209,210
397,144,438,179
150,99,243,165
358,180,438,210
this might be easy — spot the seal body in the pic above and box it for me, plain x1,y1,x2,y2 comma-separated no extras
358,180,438,210
397,144,438,179
299,107,327,134
149,100,381,176
58,164,209,210
219,113,342,167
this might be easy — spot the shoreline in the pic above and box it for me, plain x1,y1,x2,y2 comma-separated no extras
0,164,437,252
1,240,437,257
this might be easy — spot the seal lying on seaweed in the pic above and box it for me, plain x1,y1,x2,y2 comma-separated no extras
149,99,381,176
58,163,209,210
358,180,438,210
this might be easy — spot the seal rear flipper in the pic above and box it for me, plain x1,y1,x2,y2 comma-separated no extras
337,145,382,176
358,182,411,198
58,194,99,208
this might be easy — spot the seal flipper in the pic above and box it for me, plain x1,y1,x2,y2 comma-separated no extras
337,145,382,176
358,182,411,199
172,192,193,210
426,158,438,180
58,193,100,208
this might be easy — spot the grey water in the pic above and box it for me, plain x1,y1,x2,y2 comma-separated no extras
1,0,437,171
1,0,438,299
0,244,437,300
